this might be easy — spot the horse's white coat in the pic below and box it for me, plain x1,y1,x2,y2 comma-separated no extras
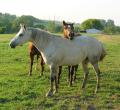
10,27,106,67
10,26,106,96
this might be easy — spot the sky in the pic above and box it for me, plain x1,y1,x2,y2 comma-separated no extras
0,0,120,25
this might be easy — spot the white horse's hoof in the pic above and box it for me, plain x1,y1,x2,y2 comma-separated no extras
39,73,43,77
53,90,58,94
46,90,53,97
94,89,98,94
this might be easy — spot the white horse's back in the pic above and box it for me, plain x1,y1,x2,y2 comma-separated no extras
40,34,106,66
73,35,106,62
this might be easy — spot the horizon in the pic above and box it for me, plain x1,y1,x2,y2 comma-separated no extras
0,0,120,26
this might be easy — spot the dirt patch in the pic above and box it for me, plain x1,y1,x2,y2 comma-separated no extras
97,35,112,42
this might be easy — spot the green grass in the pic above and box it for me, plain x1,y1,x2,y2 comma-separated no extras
0,34,120,110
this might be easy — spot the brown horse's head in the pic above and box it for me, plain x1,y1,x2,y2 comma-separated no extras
63,20,74,40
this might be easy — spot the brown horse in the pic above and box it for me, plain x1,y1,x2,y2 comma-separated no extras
58,21,79,86
29,42,44,76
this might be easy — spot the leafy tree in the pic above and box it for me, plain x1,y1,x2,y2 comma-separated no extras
74,25,80,33
34,24,46,30
17,15,34,27
80,19,103,30
0,27,6,34
103,19,117,34
47,21,55,33
55,25,63,33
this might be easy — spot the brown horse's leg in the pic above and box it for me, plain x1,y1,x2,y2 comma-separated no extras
35,54,39,70
69,66,74,86
81,60,89,89
73,65,78,82
92,63,100,93
40,56,44,76
58,66,62,84
68,66,71,82
29,53,34,76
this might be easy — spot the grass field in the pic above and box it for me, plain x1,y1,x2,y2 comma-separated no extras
0,34,120,110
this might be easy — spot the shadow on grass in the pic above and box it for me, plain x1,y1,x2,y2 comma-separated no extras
0,98,10,104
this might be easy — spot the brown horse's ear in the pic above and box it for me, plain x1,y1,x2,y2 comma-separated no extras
63,20,66,25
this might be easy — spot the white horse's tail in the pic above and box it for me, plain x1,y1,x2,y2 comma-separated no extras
100,46,106,61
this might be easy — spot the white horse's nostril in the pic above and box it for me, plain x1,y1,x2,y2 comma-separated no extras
9,42,16,48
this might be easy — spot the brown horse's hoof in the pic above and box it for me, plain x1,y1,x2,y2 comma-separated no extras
81,84,85,89
28,72,32,76
40,73,43,77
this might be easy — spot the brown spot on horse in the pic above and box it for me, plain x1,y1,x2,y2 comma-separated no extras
29,42,44,76
58,20,79,86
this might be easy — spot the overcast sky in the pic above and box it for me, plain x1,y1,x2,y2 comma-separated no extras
0,0,120,25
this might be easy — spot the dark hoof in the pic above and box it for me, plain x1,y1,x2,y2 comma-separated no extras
81,84,85,89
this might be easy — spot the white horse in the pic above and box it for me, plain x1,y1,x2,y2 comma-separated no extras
9,24,106,97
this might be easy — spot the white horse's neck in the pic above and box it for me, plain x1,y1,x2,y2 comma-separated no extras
30,28,53,52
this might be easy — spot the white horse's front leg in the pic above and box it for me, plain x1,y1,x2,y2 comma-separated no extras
46,64,58,97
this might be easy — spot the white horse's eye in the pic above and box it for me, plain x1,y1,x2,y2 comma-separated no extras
19,33,24,37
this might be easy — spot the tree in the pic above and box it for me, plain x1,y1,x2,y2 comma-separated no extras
103,19,116,34
47,21,55,33
74,25,80,33
34,24,46,30
80,19,103,30
55,25,63,33
0,27,6,34
17,15,34,27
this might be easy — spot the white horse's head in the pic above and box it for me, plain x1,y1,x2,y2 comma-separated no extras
9,24,32,48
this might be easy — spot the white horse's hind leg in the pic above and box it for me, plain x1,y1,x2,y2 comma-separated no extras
92,63,100,93
46,65,58,97
81,60,89,89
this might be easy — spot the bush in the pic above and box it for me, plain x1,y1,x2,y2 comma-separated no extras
0,27,6,34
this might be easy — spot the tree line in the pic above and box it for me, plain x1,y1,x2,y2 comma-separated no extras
0,13,120,34
80,19,120,34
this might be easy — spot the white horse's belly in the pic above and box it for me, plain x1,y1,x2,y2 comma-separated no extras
60,56,82,65
39,35,102,66
41,45,85,66
58,48,86,66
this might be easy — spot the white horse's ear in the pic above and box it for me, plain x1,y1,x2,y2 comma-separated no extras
23,24,26,30
20,24,23,27
63,20,66,25
20,24,26,30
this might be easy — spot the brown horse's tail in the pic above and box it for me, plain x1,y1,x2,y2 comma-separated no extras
100,46,106,61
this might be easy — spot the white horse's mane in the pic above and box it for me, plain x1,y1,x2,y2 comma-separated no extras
28,27,69,43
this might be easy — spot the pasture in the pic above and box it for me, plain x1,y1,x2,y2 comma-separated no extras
0,34,120,110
